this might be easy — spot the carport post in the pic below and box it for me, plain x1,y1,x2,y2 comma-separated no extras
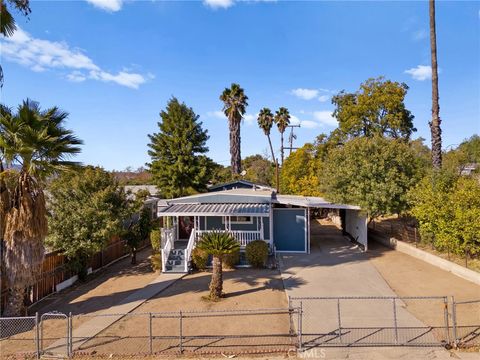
443,297,450,344
337,299,343,344
35,312,40,359
392,298,398,344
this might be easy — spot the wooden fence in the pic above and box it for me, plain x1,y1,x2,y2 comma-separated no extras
1,236,149,314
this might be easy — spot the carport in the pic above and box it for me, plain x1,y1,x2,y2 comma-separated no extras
272,194,368,253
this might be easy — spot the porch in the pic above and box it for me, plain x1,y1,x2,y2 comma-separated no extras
158,203,271,273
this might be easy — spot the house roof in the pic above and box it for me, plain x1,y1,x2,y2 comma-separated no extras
158,188,360,212
208,180,274,192
158,202,270,216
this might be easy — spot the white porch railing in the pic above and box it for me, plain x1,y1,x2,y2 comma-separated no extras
184,229,197,272
195,229,263,247
161,228,175,272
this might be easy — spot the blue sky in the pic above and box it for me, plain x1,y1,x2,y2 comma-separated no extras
1,0,479,170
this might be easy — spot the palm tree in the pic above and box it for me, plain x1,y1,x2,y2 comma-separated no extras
196,231,240,300
0,99,82,316
220,84,248,175
0,0,31,87
257,108,276,163
274,107,291,166
429,0,442,169
258,108,280,191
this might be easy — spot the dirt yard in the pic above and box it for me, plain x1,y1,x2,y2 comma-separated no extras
76,268,293,355
1,247,159,358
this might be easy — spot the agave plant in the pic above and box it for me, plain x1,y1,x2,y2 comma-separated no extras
0,99,82,315
196,231,240,300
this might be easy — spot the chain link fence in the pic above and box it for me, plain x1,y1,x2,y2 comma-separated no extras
452,299,480,348
289,296,453,348
1,298,479,358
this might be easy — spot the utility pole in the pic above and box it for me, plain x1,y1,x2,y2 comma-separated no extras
284,124,301,154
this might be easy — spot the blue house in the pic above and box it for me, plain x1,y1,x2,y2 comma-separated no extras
157,189,367,272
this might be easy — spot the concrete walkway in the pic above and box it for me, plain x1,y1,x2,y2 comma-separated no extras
278,220,442,347
47,272,184,354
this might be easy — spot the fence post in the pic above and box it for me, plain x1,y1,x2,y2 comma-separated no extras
179,311,183,354
392,298,398,344
149,313,153,355
35,312,40,359
451,297,458,348
443,297,450,345
68,312,72,358
337,298,342,344
297,301,303,351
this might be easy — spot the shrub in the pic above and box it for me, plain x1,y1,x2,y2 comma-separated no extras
245,240,269,268
150,253,162,272
192,247,209,270
223,248,240,269
150,229,161,254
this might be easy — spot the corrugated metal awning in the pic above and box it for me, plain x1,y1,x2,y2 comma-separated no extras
158,203,270,216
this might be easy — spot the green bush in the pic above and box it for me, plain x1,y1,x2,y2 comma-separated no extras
150,229,161,254
245,240,269,268
223,248,240,269
150,253,162,272
192,247,209,270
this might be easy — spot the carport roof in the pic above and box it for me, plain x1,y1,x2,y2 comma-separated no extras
273,194,361,210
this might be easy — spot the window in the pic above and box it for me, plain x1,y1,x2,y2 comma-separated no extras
222,216,253,224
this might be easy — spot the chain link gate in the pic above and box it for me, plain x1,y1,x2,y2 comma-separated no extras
290,296,451,348
40,312,70,357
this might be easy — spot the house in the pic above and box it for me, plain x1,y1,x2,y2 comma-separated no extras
208,180,274,192
157,189,367,272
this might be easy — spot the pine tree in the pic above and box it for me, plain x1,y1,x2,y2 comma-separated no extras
147,97,211,198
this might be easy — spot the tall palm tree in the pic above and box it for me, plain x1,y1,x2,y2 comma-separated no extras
429,0,442,169
274,107,291,166
196,231,240,300
0,0,31,87
257,108,276,163
257,108,280,191
0,99,82,316
220,84,248,175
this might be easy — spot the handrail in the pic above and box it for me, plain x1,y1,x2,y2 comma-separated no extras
184,229,197,272
161,228,175,272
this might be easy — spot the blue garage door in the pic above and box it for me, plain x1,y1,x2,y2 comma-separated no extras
273,209,306,252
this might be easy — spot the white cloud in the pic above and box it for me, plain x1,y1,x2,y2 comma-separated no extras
205,110,227,119
291,88,319,100
66,71,87,82
291,88,334,102
317,95,330,102
313,111,337,127
298,120,319,129
86,0,123,12
412,29,427,41
203,0,235,9
205,110,256,125
405,65,432,81
203,0,275,9
1,27,150,89
243,113,257,125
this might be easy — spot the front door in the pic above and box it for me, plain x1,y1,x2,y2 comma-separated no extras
179,216,194,239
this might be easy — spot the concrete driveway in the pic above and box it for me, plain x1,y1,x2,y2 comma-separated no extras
278,219,447,347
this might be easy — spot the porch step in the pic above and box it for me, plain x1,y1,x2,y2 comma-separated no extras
164,248,187,273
